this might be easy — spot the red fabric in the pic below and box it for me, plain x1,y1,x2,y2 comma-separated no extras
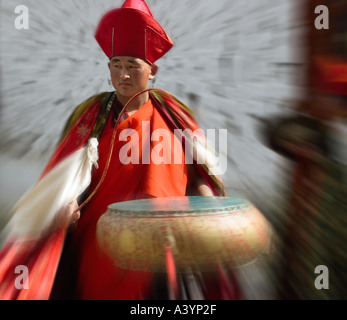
165,245,178,299
121,0,154,16
0,98,103,300
0,229,65,300
150,91,225,196
95,0,173,64
70,97,187,299
313,55,347,96
41,98,102,177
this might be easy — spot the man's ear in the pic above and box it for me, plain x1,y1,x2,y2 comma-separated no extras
149,64,159,80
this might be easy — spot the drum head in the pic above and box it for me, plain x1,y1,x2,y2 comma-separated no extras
108,196,250,217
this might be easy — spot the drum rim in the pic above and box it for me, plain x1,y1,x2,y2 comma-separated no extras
106,196,251,218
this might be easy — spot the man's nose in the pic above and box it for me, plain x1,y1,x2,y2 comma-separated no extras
120,68,130,79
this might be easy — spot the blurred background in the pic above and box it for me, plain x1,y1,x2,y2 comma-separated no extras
1,0,346,299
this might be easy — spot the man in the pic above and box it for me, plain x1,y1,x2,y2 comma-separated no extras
0,0,227,300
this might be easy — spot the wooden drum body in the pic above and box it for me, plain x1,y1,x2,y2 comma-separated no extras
96,196,269,272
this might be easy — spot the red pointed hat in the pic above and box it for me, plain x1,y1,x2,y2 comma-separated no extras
95,0,174,64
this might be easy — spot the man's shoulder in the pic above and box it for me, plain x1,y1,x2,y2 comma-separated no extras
60,91,115,142
77,91,115,110
69,91,114,120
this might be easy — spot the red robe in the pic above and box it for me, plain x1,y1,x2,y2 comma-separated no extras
69,97,188,299
0,90,226,300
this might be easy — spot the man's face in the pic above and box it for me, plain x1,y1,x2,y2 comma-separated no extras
108,56,157,100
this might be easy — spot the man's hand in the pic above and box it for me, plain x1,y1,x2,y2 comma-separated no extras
195,178,214,196
54,199,81,229
186,164,214,196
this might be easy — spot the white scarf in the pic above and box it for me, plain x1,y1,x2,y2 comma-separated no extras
1,138,99,242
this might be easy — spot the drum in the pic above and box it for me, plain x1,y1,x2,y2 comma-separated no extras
96,196,269,273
